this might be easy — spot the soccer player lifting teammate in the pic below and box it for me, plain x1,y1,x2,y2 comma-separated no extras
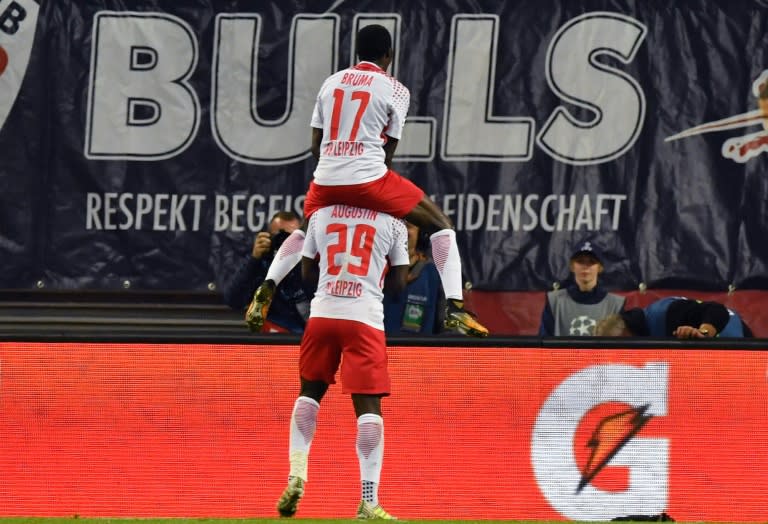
275,203,408,519
246,24,489,337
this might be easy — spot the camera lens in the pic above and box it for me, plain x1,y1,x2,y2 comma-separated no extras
271,230,291,252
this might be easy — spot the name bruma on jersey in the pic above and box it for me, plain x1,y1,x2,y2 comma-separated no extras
340,72,374,87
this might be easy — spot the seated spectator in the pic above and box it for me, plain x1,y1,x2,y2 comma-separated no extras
539,240,625,336
383,222,445,334
595,297,753,338
222,211,310,333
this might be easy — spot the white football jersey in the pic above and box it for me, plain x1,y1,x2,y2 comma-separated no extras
302,204,409,330
310,61,410,186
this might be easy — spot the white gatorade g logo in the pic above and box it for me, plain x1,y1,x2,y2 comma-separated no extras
0,0,39,131
531,362,669,521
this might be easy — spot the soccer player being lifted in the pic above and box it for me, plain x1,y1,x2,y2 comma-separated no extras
246,24,489,338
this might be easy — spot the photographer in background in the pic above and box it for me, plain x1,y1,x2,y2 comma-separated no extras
222,211,310,333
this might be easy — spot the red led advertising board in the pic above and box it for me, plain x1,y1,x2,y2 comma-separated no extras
0,342,765,520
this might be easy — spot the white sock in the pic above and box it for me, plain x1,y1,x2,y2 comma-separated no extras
288,396,319,481
356,413,384,505
429,229,463,301
362,480,378,506
266,229,305,285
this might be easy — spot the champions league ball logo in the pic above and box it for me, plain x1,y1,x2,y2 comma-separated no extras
570,315,597,335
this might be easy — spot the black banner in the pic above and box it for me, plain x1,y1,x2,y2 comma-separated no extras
1,0,767,293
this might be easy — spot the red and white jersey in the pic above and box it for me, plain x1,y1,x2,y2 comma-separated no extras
310,61,410,186
302,204,409,330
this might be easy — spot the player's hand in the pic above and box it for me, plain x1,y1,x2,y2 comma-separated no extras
251,232,272,259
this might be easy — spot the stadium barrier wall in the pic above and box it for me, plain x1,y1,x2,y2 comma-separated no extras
0,339,766,521
468,289,768,337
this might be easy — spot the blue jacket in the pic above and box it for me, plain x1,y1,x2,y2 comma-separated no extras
383,259,444,334
643,297,746,337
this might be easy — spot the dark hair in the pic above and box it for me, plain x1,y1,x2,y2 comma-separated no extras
621,308,649,336
270,210,300,223
415,228,431,254
356,24,392,62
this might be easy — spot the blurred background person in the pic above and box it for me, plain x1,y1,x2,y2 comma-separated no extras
222,211,310,333
595,297,753,338
539,240,625,336
383,222,445,335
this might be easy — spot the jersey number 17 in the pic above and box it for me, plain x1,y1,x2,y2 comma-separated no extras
330,89,371,141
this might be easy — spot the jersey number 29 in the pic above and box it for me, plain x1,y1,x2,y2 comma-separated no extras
326,223,376,276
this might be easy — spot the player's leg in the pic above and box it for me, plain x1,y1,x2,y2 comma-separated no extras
313,171,489,337
403,197,460,297
340,322,396,520
246,180,350,331
290,379,328,478
255,174,489,337
277,319,341,517
405,196,489,337
245,221,308,332
352,394,395,520
277,378,326,517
